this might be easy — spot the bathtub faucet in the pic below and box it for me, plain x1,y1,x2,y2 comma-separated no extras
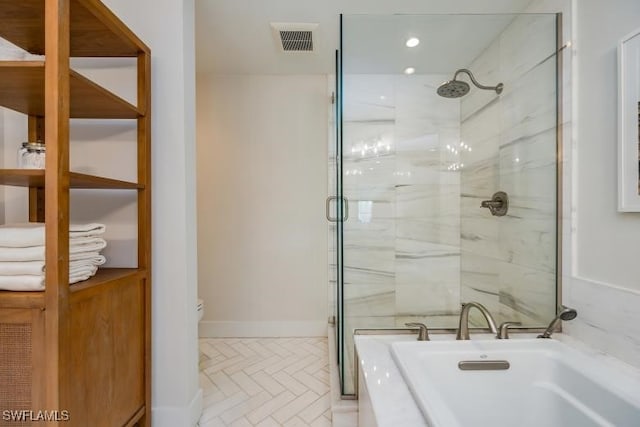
538,306,578,338
456,302,498,340
405,322,430,341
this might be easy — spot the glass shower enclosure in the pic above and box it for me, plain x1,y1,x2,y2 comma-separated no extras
329,13,562,395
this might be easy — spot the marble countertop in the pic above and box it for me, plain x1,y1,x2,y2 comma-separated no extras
354,332,640,427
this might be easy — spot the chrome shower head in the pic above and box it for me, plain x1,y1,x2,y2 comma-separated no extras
437,80,470,98
538,306,578,338
437,68,503,98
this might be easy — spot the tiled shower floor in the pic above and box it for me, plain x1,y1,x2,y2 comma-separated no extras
198,338,332,426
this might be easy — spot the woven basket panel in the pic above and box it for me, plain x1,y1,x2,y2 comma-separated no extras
0,323,32,427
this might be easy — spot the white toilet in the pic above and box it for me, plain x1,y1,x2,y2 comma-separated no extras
197,298,204,321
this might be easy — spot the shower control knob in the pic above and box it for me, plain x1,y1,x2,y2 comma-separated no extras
480,191,509,216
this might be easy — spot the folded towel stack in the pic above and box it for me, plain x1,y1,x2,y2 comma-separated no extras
0,223,107,291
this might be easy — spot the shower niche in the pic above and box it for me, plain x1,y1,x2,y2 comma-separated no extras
330,13,562,395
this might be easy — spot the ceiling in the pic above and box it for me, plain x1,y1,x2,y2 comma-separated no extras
340,14,515,74
195,0,535,75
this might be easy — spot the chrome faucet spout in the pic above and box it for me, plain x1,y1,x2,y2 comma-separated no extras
456,302,498,340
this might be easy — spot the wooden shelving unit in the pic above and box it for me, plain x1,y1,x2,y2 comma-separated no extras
0,0,144,57
0,62,140,118
0,0,151,426
0,169,143,189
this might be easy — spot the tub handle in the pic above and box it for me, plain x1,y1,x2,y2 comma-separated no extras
497,321,522,339
458,360,510,370
405,322,430,341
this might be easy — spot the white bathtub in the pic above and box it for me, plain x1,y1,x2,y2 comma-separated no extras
390,339,640,427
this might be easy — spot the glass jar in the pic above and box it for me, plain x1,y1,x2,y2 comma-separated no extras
17,142,28,167
18,142,46,169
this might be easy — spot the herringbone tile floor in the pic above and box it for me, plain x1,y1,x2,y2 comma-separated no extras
198,338,332,427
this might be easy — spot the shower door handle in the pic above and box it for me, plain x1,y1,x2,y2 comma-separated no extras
326,196,338,222
326,196,349,222
343,197,349,221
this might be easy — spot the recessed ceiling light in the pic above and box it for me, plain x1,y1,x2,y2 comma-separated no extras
406,37,420,48
404,67,416,75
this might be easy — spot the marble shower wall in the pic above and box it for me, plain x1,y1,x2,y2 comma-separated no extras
459,14,558,326
393,75,463,326
336,73,461,393
340,73,462,339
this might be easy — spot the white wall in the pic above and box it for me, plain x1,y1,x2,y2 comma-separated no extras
90,0,201,425
573,0,640,287
561,0,640,368
196,74,328,337
2,110,27,221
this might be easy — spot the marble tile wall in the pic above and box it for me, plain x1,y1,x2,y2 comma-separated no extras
459,14,558,326
335,74,461,394
563,276,640,370
393,75,462,327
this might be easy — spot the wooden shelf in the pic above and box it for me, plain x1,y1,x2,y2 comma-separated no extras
0,61,140,118
0,0,148,57
0,289,45,309
70,267,143,295
0,169,143,189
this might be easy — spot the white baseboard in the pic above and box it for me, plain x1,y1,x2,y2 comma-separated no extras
191,388,203,426
199,320,328,338
152,388,203,427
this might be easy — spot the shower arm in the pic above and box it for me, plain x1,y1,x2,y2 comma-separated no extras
453,69,503,93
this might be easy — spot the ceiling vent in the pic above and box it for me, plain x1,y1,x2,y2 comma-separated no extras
271,22,318,53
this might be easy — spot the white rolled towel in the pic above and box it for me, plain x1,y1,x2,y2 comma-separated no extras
69,262,100,283
69,264,98,277
70,255,106,267
68,237,108,254
0,275,44,291
0,246,44,262
0,255,106,276
0,238,107,262
69,252,106,264
0,261,45,276
0,270,100,290
0,265,101,290
0,223,45,248
70,273,95,284
0,222,106,247
69,223,106,239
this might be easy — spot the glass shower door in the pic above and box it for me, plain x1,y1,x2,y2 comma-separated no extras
336,13,560,397
335,47,345,392
329,46,347,394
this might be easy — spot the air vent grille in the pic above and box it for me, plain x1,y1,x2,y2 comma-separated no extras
270,23,318,53
279,30,313,51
